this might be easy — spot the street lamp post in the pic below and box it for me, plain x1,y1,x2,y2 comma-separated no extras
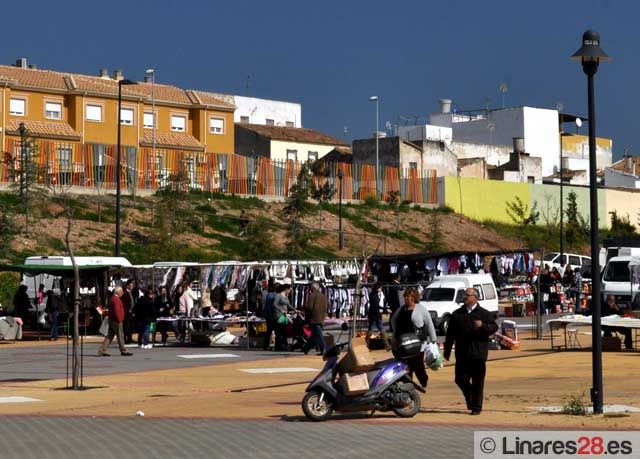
18,122,28,233
115,78,138,257
369,96,379,198
571,29,610,415
338,169,344,250
145,69,156,163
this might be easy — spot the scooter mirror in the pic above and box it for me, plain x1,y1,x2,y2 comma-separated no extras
340,321,349,331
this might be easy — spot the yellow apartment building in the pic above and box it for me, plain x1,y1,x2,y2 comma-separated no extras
0,59,235,190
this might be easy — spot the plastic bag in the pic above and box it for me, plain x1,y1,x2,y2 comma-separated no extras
423,342,444,370
38,312,47,325
99,317,109,337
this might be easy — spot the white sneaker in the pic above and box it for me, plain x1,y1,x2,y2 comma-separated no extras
145,344,153,349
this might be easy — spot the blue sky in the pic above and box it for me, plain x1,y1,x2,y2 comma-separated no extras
1,0,633,159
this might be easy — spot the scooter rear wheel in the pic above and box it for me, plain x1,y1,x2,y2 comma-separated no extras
302,390,334,422
392,387,421,418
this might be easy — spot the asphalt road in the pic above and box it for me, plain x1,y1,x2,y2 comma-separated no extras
0,416,477,459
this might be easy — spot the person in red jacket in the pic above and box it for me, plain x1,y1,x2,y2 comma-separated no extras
98,286,133,357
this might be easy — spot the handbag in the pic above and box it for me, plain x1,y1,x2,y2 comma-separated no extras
277,314,288,325
99,317,109,337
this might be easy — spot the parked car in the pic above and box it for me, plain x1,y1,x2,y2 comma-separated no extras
536,252,591,273
422,273,498,335
601,255,639,309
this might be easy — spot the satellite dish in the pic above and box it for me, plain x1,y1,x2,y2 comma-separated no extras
575,118,583,127
499,83,508,94
556,102,564,112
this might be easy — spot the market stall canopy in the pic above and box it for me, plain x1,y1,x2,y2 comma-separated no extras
0,264,117,276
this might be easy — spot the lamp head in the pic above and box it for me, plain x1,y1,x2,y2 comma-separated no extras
145,69,155,75
570,30,610,64
369,96,378,102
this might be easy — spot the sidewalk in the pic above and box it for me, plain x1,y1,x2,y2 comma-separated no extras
1,334,638,428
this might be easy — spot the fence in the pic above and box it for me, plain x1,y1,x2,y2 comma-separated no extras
0,139,438,204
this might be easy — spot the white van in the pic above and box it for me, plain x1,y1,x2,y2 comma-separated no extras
422,273,499,335
601,252,640,308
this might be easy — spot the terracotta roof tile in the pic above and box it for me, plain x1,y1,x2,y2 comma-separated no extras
0,65,234,109
140,131,204,151
6,119,81,140
236,123,348,146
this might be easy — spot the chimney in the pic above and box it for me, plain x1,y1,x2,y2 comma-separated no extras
113,69,123,81
513,137,525,155
99,68,109,79
625,155,633,172
15,58,27,68
143,75,152,83
439,99,452,114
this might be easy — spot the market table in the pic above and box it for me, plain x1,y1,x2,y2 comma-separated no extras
546,315,640,350
156,316,266,345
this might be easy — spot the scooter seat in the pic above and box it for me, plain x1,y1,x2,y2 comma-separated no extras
371,358,396,370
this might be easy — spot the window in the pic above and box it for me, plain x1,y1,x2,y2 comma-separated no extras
57,146,72,185
171,115,186,132
240,116,249,123
45,101,62,120
286,121,294,127
286,149,297,161
120,107,134,125
423,288,455,302
569,255,581,267
482,283,497,300
308,151,318,162
9,98,25,116
543,252,559,262
473,285,485,301
409,162,418,169
209,117,224,134
86,104,102,122
143,112,155,129
266,118,275,126
603,261,630,282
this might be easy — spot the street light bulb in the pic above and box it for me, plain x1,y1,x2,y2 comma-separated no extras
145,69,155,74
369,96,378,101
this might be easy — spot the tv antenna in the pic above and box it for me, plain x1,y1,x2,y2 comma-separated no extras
245,75,250,96
499,83,508,108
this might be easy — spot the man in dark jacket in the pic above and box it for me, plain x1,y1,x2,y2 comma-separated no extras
444,287,498,415
303,282,328,355
262,285,277,350
98,287,133,357
386,274,403,330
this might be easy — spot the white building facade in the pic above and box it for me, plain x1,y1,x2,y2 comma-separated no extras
233,96,302,127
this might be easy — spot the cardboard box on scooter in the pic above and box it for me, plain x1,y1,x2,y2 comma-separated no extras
338,337,375,374
340,372,369,396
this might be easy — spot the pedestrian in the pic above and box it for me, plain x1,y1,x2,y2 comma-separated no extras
178,280,198,343
602,295,633,350
272,284,294,352
135,286,156,349
367,282,390,349
303,282,328,356
154,285,175,345
387,273,403,330
12,285,31,323
122,279,135,344
45,290,60,341
390,287,437,389
444,287,498,415
98,286,133,356
262,285,277,350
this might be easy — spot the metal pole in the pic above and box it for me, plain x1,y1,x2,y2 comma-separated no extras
115,81,122,257
375,98,379,198
338,171,344,250
585,62,603,414
559,128,564,267
151,72,156,166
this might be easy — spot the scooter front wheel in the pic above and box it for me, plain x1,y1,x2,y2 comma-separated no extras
392,387,421,418
302,390,334,422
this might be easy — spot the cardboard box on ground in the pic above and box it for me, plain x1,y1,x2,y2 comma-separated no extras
338,337,375,374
